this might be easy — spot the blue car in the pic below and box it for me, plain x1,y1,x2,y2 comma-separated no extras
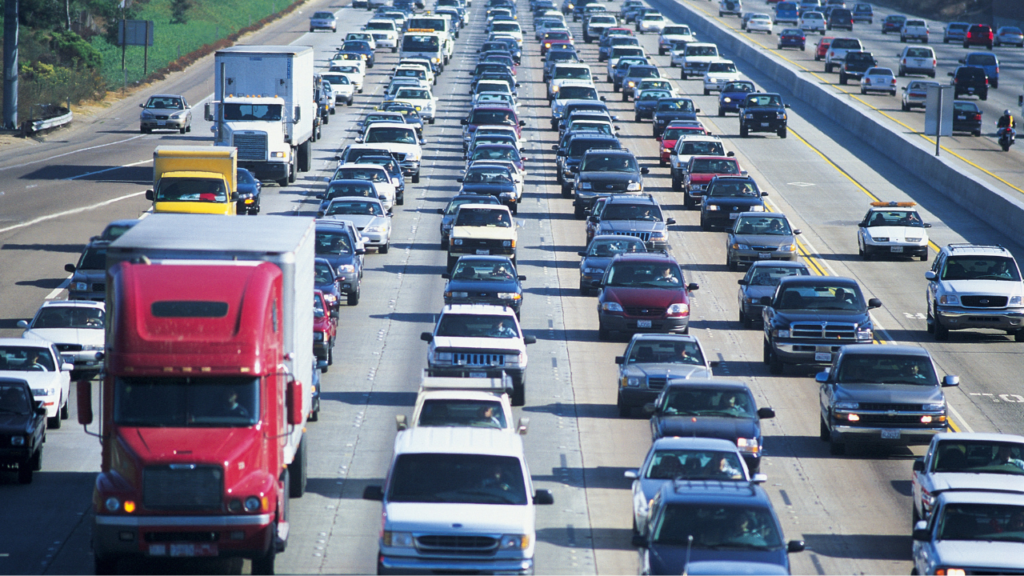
633,480,804,575
652,97,698,137
777,28,806,50
441,255,525,317
236,167,261,215
633,89,672,121
718,80,755,116
457,164,520,212
338,43,374,68
962,51,1000,88
314,221,365,306
316,179,383,216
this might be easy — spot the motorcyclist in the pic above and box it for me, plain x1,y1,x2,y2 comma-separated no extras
997,109,1016,131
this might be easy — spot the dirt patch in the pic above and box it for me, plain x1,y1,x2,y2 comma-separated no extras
868,0,993,22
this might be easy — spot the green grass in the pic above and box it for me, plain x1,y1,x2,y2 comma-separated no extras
91,0,295,86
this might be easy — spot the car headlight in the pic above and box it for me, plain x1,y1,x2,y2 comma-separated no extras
870,236,889,243
779,243,797,252
453,239,464,246
777,112,787,120
856,326,874,341
627,81,636,87
939,294,958,305
622,376,642,388
834,402,859,410
1010,296,1023,306
504,353,522,365
723,97,732,103
364,224,387,233
447,291,469,299
336,264,356,274
905,237,923,243
749,206,765,212
383,531,415,547
73,282,89,291
732,243,750,250
662,148,672,155
736,437,759,454
707,205,720,211
923,402,946,412
626,182,641,191
744,113,754,119
579,182,592,190
497,292,521,300
32,387,57,397
667,303,689,315
583,267,603,274
434,352,453,363
601,301,623,312
10,436,25,446
314,332,325,342
773,329,790,339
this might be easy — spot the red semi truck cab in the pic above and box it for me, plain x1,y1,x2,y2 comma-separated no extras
85,260,303,574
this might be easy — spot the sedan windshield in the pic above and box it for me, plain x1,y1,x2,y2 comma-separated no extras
734,216,791,235
606,262,680,287
678,141,724,155
744,265,810,286
708,62,737,73
315,231,353,255
601,204,661,221
32,306,104,329
451,259,516,280
558,86,599,100
556,67,591,79
653,504,782,549
366,127,417,144
691,159,739,174
864,210,925,228
626,339,704,365
326,201,383,216
645,449,746,480
708,181,759,197
336,168,388,182
657,99,693,112
388,454,526,505
0,346,56,371
835,354,937,385
587,238,646,256
464,168,514,183
114,376,259,427
661,388,754,418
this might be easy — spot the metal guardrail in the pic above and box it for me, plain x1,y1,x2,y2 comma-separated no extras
27,108,73,134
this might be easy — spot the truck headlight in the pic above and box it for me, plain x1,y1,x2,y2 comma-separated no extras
497,292,521,300
337,264,356,274
500,534,530,550
502,240,513,247
736,437,759,454
777,112,787,120
626,182,641,191
435,352,453,363
10,436,25,446
749,206,765,212
744,113,754,119
74,282,89,291
504,353,522,365
601,302,623,312
835,402,859,410
579,182,592,190
453,239,463,246
583,267,603,274
383,531,415,547
650,231,665,239
667,303,689,316
772,329,790,339
271,151,287,159
707,205,720,211
622,376,641,388
244,496,262,512
1011,296,1023,306
105,497,121,512
856,326,873,341
923,403,946,411
939,295,959,305
405,150,421,161
446,291,469,299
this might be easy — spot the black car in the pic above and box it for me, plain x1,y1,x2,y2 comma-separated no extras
738,93,790,138
573,150,649,218
556,100,612,134
314,221,365,306
0,378,46,484
949,65,988,100
838,51,876,85
652,97,699,138
827,8,853,30
647,380,776,472
314,257,344,319
236,167,261,215
699,176,768,231
951,100,983,136
578,235,648,294
441,255,526,317
457,164,519,213
634,480,804,574
556,133,622,193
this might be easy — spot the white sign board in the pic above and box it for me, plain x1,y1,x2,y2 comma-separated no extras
924,85,953,137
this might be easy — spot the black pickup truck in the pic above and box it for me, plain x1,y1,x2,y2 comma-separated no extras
0,378,46,484
738,93,790,138
838,51,877,84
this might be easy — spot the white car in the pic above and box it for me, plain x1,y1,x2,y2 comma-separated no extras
473,81,518,108
658,25,696,56
397,60,436,85
548,63,594,99
364,19,400,50
392,87,438,123
669,135,728,190
397,374,526,434
332,163,397,211
321,197,393,253
798,11,826,34
679,43,720,80
897,45,937,78
637,13,667,34
327,64,364,93
320,81,337,115
0,338,72,429
702,60,742,95
322,73,356,105
330,57,366,78
635,79,677,97
860,66,897,96
745,13,773,34
489,21,523,46
857,201,931,260
345,32,377,50
19,300,104,379
393,65,434,88
357,123,424,182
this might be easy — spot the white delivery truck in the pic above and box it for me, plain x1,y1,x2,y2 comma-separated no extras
207,46,315,187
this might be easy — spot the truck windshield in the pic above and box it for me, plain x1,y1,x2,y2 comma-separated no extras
653,504,782,549
114,376,259,427
223,104,283,121
402,35,440,52
155,178,228,203
388,454,527,505
417,399,507,429
835,354,937,385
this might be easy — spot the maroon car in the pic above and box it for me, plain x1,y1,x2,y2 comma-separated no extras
314,290,337,372
595,253,699,340
461,106,525,152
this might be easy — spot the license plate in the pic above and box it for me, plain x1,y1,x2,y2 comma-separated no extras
761,122,770,127
759,252,771,259
469,371,487,378
475,249,490,255
637,320,652,328
158,544,217,557
956,116,966,120
881,429,901,440
157,121,167,126
729,212,740,219
890,246,904,253
967,88,975,93
814,352,831,362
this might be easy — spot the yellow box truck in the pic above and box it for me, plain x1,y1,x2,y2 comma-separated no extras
146,146,238,215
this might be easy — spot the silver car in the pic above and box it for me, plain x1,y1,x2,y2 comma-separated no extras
736,260,810,328
994,25,1024,47
913,491,1024,575
309,11,338,32
901,80,939,111
726,213,801,270
320,198,392,253
139,94,191,134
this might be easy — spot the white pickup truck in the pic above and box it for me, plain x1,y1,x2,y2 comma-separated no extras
901,19,930,43
824,37,863,73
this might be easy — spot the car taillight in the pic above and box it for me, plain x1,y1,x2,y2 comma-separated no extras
973,114,981,121
967,31,972,39
891,78,897,85
932,59,936,66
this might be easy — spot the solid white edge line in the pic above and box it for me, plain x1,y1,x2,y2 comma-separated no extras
0,191,148,235
45,277,72,301
64,159,153,181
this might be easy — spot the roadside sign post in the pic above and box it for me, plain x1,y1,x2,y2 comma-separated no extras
924,85,953,157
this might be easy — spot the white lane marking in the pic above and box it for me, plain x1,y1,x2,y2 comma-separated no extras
947,402,974,433
63,159,152,181
45,277,71,300
0,191,148,235
0,136,148,173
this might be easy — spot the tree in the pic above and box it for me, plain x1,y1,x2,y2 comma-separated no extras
170,0,193,24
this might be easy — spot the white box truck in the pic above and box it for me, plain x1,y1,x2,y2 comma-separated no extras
206,46,315,187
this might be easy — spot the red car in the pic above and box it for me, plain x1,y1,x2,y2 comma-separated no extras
682,155,745,209
814,36,835,61
964,24,994,49
657,121,708,165
596,253,699,339
313,290,337,372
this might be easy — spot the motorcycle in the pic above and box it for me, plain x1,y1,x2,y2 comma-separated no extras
997,123,1016,152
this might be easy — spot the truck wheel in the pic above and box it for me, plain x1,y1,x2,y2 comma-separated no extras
348,285,360,306
380,241,390,254
561,183,572,197
298,141,312,172
412,172,420,184
671,173,681,191
820,415,830,441
934,318,949,341
251,537,277,575
94,557,118,576
778,127,787,138
510,375,525,406
289,437,307,498
829,439,846,455
32,446,42,471
17,457,33,484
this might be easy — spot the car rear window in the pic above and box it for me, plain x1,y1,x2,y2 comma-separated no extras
965,54,997,66
958,67,986,80
905,48,932,58
831,9,851,18
831,38,861,49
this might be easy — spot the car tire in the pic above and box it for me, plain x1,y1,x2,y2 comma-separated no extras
934,317,950,341
740,124,749,137
574,204,585,219
348,285,360,306
778,127,787,138
635,113,641,122
47,405,61,429
718,107,725,117
829,439,846,455
902,101,909,111
380,242,389,254
60,400,69,420
561,183,572,197
598,325,610,341
860,88,866,94
980,91,988,101
890,90,897,97
579,284,591,296
703,88,710,96
825,63,832,73
921,251,929,262
622,92,628,102
839,71,847,85
510,375,526,407
820,416,830,441
680,71,687,80
179,126,186,134
18,454,34,484
671,174,682,191
412,172,420,184
251,535,277,575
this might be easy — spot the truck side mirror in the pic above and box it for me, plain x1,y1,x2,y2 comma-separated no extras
77,380,93,425
816,372,829,383
230,192,239,202
287,379,304,425
757,407,775,419
145,189,154,201
787,540,805,553
868,298,882,309
642,403,657,415
760,296,773,306
362,485,384,501
420,332,433,342
294,106,302,121
943,375,960,387
204,102,213,122
737,279,748,285
396,414,408,431
523,335,537,345
64,263,76,273
640,167,650,174
912,458,924,472
686,283,699,292
666,218,676,225
533,489,554,505
727,151,735,157
615,356,625,364
912,522,930,541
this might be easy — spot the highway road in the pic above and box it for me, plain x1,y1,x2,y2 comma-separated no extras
0,0,1023,574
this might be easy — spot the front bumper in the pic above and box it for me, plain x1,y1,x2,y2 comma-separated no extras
360,230,390,246
399,161,421,177
618,386,662,407
935,306,1024,331
831,422,946,445
0,445,33,465
599,312,690,334
773,340,870,364
863,243,928,258
742,118,786,133
140,117,188,130
732,249,797,265
93,514,274,561
239,160,290,182
427,365,525,381
378,552,533,575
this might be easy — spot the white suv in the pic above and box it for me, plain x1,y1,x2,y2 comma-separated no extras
396,374,528,435
925,244,1024,341
363,427,554,575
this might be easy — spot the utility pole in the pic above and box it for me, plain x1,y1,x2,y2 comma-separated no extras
2,0,18,130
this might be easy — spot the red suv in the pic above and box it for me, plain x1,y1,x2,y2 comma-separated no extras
313,290,338,372
595,253,699,340
964,24,993,49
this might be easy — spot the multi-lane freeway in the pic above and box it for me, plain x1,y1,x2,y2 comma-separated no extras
0,0,1022,574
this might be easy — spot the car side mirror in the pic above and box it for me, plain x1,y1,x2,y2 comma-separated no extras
461,118,469,124
737,279,747,285
943,375,960,387
784,103,791,108
523,335,537,345
741,170,748,176
362,485,385,501
395,414,408,431
793,229,802,235
857,221,866,228
577,251,587,257
912,458,925,472
727,151,735,157
440,272,450,279
642,402,656,415
752,472,768,484
519,120,526,126
761,192,769,197
912,523,930,541
356,247,366,255
615,356,625,365
145,189,154,201
534,489,555,505
924,223,932,228
868,298,882,309
64,263,76,273
456,177,464,182
666,218,676,225
815,372,829,383
760,296,773,306
631,534,648,548
958,58,965,64
787,540,805,553
624,468,639,479
437,208,446,215
551,144,560,151
686,283,699,292
640,167,650,174
947,72,954,77
518,275,526,281
420,332,433,342
17,320,28,328
757,407,775,419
